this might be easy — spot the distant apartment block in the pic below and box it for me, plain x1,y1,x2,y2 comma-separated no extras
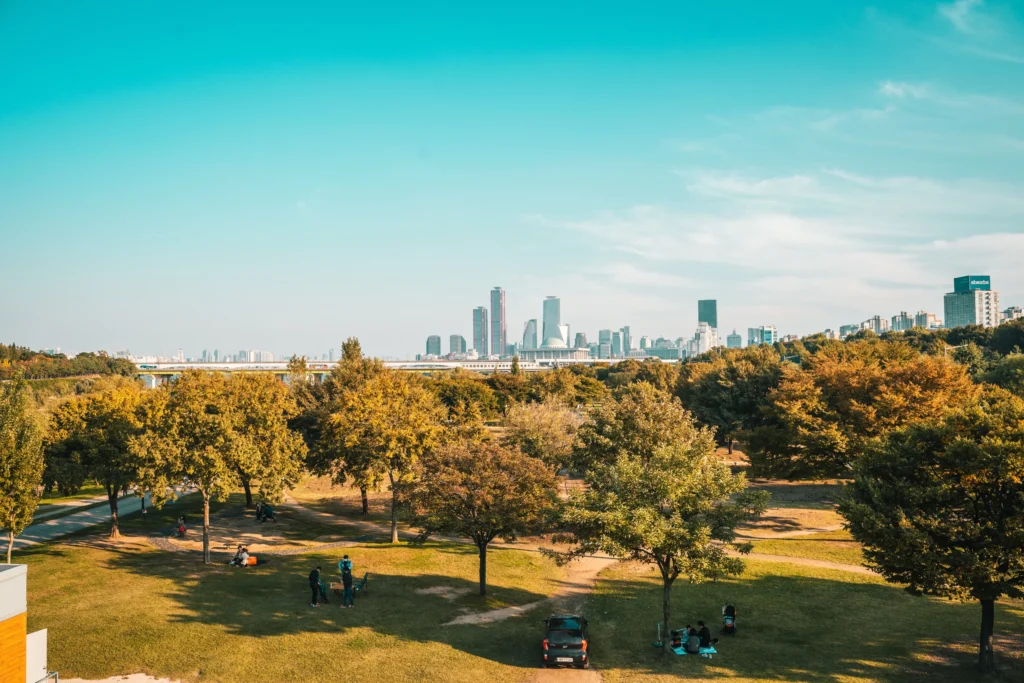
1003,306,1023,322
473,306,488,357
747,326,778,346
891,311,914,332
450,335,467,355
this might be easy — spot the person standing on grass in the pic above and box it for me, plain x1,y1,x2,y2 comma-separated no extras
308,566,322,607
338,554,353,574
341,565,355,608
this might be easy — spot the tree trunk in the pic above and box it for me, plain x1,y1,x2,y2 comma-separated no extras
108,490,121,539
203,495,211,564
478,542,488,596
662,575,674,649
360,487,369,515
241,476,253,508
390,488,399,543
6,531,13,564
979,598,995,672
727,440,734,455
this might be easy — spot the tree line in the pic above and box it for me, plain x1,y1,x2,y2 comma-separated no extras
0,344,137,380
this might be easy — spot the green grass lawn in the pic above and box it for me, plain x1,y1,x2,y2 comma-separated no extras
751,530,867,566
289,476,396,525
23,495,567,683
586,560,1024,683
37,482,107,506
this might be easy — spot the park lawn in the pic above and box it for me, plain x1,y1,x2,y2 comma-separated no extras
23,499,566,683
586,559,1024,683
751,530,867,567
289,475,396,525
37,482,107,506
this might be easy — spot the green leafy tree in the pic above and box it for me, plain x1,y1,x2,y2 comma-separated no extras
0,375,44,562
839,386,1024,673
427,368,500,420
989,319,1024,356
556,403,768,641
573,382,694,470
502,399,583,471
982,354,1024,398
132,370,256,563
45,377,146,537
407,440,558,595
746,341,977,478
229,373,307,507
286,354,308,385
330,370,444,542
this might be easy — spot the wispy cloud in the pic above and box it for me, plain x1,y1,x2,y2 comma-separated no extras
878,80,1024,113
938,0,988,34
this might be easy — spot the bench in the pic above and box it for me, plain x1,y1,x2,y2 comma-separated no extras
331,572,369,596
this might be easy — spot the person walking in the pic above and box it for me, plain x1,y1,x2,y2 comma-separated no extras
341,565,355,608
308,566,322,607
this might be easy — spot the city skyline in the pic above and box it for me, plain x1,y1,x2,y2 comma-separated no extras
3,1,1023,358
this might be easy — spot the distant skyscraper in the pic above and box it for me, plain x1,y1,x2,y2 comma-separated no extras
329,348,335,362
864,315,889,335
726,330,742,348
490,287,507,356
639,336,651,350
891,311,913,332
698,300,718,329
944,275,1000,328
450,335,467,355
523,319,538,349
747,326,778,346
541,296,567,348
620,326,631,355
426,335,441,356
611,331,622,357
574,332,587,349
598,329,612,346
473,306,489,356
839,324,860,339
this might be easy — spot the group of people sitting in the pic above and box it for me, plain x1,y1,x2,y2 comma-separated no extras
255,502,276,523
671,621,717,654
308,555,356,608
229,545,251,567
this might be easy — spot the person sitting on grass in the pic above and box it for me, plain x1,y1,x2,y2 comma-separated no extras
685,625,700,654
309,566,322,607
229,545,244,566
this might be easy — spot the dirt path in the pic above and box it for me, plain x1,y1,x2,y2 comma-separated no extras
63,676,179,683
527,668,601,683
734,524,844,540
732,550,876,575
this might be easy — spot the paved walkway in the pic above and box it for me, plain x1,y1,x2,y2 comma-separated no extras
34,493,115,521
16,493,157,549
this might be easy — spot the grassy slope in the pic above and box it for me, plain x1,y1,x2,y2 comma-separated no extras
751,530,866,566
589,560,1024,683
24,495,566,683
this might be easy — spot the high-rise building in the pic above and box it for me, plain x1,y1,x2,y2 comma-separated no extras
598,329,611,346
698,300,718,329
639,335,651,350
1004,306,1023,322
450,335,467,355
692,322,719,355
944,275,1000,328
839,324,860,339
329,348,335,362
574,332,587,349
914,311,941,329
541,296,567,348
620,326,631,355
523,319,538,349
598,342,611,359
611,331,622,357
747,326,778,346
863,315,888,335
726,330,742,348
426,335,442,356
473,306,489,356
891,311,914,333
490,287,506,357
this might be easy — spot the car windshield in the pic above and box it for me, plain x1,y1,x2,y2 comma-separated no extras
548,617,582,632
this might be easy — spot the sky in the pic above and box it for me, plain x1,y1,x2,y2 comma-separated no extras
1,0,1023,359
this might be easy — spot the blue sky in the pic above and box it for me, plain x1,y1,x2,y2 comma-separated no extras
2,0,1022,358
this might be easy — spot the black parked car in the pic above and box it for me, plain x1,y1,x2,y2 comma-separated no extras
542,614,589,669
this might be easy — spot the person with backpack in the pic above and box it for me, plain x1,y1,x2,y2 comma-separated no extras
341,565,355,608
308,566,322,607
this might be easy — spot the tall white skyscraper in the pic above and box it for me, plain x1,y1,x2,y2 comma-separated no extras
490,287,507,356
541,296,567,348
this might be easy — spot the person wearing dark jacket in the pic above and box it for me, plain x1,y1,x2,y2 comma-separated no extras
308,566,322,607
341,567,355,608
697,621,712,648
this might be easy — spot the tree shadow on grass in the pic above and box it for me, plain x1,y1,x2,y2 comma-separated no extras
586,569,1024,682
101,538,557,669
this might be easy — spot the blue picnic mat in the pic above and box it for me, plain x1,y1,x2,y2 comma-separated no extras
671,645,718,656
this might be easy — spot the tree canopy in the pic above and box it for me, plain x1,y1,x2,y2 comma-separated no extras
0,375,45,562
839,386,1024,672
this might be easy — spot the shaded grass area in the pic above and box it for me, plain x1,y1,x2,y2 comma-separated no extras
37,482,107,506
23,506,567,683
751,530,866,566
748,480,846,510
587,560,1024,683
290,476,395,524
